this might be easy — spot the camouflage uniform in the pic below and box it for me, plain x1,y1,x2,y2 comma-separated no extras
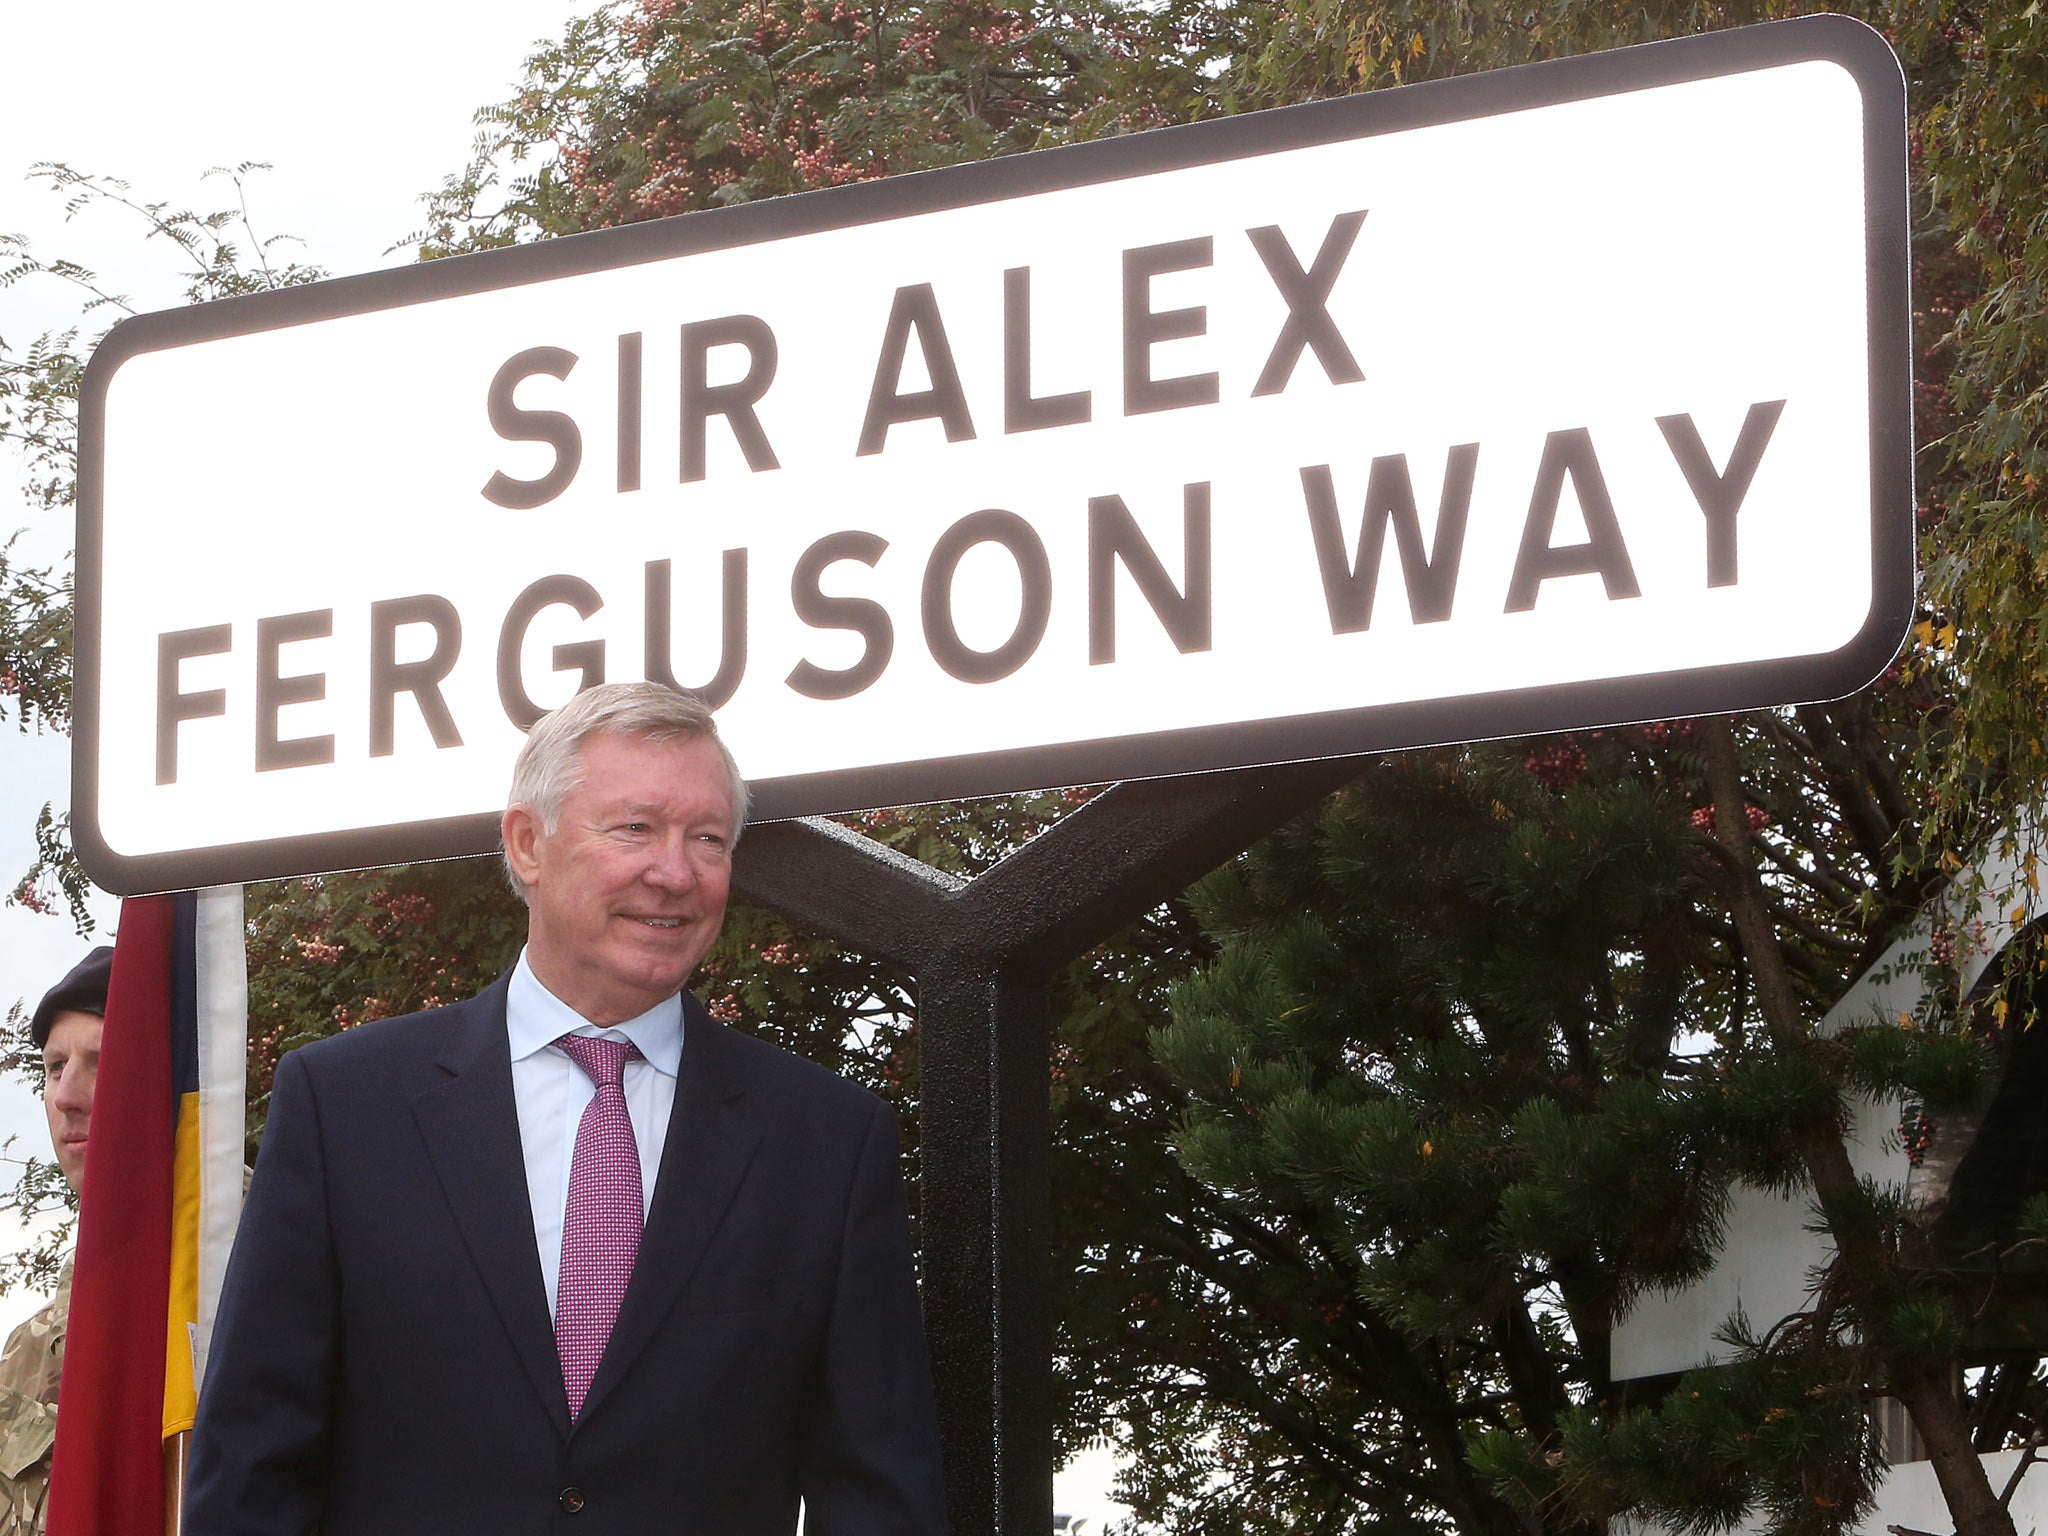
0,1259,70,1536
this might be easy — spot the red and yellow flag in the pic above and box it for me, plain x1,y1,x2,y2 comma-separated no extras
49,891,242,1535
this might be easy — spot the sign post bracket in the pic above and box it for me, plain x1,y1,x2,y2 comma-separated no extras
733,757,1361,1535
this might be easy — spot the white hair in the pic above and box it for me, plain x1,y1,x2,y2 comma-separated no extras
501,682,749,902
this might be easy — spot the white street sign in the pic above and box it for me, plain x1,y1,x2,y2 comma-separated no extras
77,14,1912,894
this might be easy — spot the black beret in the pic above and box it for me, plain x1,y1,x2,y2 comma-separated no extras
30,946,114,1049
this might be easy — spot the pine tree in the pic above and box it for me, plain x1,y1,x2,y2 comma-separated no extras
1150,727,1983,1535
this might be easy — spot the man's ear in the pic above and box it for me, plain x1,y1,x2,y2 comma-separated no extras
502,804,545,890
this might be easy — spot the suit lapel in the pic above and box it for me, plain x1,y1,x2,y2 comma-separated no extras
411,975,572,1438
578,996,764,1427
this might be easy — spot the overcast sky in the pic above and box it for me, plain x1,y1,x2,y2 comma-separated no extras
0,3,1123,1516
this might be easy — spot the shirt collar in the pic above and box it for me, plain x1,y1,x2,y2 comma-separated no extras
506,948,684,1077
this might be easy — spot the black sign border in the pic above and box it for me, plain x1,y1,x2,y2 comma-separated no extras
75,13,1912,895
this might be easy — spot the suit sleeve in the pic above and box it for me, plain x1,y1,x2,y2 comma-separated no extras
184,1048,339,1535
798,1097,951,1536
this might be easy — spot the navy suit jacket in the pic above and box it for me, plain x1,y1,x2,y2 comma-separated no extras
186,975,948,1535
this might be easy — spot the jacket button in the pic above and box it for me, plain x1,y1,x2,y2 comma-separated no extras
559,1487,587,1514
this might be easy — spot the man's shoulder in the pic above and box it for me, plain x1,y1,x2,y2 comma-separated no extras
0,1264,61,1505
0,1269,66,1492
690,1008,886,1116
0,1289,63,1408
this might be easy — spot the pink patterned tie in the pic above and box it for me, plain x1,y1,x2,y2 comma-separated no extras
553,1034,644,1421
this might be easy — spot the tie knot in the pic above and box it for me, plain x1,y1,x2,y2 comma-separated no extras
554,1033,640,1090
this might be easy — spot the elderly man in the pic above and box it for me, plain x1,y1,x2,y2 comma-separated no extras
0,946,113,1535
188,683,947,1534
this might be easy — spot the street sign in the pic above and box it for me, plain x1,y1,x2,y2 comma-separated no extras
76,14,1912,895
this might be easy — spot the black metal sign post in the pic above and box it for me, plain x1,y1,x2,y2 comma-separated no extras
734,758,1359,1535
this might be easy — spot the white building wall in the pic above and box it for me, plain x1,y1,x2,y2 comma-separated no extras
1611,826,2048,1528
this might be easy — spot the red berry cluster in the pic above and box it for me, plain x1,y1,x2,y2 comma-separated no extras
294,937,346,966
851,806,908,835
1900,1110,1937,1167
1049,1042,1077,1085
377,892,434,926
1690,804,1770,835
1523,742,1587,788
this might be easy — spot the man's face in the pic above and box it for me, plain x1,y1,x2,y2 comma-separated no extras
43,1009,103,1194
502,731,736,1026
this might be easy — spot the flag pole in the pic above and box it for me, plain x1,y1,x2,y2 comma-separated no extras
162,1434,187,1536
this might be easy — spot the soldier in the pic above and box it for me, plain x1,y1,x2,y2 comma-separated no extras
0,947,112,1536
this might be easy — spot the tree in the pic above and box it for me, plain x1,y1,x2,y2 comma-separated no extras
414,0,1223,253
1146,725,1971,1536
0,163,327,930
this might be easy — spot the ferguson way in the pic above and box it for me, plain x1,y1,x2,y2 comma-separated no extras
154,390,1791,777
77,18,1911,893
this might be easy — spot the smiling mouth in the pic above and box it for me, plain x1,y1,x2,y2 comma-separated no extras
633,917,684,929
